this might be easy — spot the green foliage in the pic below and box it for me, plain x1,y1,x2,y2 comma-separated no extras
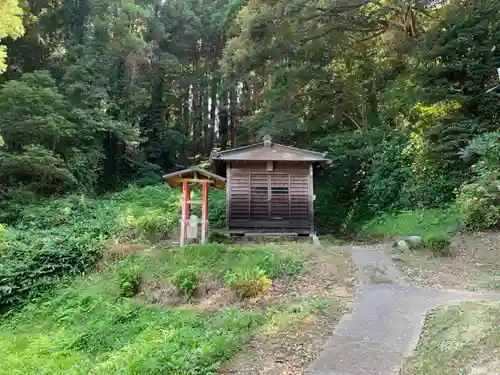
208,190,227,230
142,244,303,285
456,132,500,230
0,0,24,73
1,0,499,238
364,136,412,213
0,275,265,375
314,130,383,233
457,180,500,230
227,267,271,299
254,251,303,278
0,0,498,243
422,233,452,257
170,266,201,297
0,227,104,309
0,184,184,310
363,208,460,238
116,264,142,297
0,223,6,251
0,70,131,200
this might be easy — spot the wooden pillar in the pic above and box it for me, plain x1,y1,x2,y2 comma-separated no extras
309,164,314,234
201,182,208,244
180,181,190,246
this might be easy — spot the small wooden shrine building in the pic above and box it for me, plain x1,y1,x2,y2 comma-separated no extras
211,137,329,235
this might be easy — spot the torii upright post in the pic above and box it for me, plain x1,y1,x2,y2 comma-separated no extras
201,182,208,244
180,180,190,247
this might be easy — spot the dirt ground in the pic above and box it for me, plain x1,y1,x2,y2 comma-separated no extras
389,232,500,291
219,244,356,375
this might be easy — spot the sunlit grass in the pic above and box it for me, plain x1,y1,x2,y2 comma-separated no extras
362,207,460,238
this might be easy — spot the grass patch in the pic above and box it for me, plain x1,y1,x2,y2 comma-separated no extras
362,207,460,238
0,244,314,375
401,302,500,375
0,280,264,375
136,244,304,282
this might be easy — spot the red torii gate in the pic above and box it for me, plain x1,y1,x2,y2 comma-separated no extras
164,167,226,246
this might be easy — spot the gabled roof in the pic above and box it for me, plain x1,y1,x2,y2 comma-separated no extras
163,166,226,189
211,141,329,163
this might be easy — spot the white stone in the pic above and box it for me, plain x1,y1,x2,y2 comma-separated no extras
406,236,422,247
312,235,322,247
396,240,410,251
187,215,199,239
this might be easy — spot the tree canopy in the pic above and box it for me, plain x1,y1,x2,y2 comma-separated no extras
0,0,24,73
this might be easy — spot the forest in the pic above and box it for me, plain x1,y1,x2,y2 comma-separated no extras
0,0,499,232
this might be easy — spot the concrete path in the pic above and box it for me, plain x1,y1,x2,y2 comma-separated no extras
306,246,500,375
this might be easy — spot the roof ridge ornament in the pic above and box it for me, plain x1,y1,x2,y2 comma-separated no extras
263,135,272,148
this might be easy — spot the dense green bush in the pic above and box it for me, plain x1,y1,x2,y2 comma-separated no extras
0,224,5,251
227,267,271,298
116,264,142,297
0,228,105,309
456,132,500,230
457,178,500,230
170,266,201,297
422,233,452,257
208,189,227,229
364,136,411,213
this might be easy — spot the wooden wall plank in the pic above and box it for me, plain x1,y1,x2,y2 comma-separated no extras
227,160,314,233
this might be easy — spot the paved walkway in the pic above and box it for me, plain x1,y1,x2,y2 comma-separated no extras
306,246,500,375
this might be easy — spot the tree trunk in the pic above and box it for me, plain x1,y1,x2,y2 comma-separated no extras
182,83,190,164
208,74,217,153
229,81,237,149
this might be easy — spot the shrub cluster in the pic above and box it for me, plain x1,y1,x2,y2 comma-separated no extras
116,265,142,297
0,228,104,309
456,132,500,230
226,267,271,299
422,233,452,257
170,266,201,297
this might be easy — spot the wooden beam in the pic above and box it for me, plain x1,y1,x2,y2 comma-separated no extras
172,178,216,184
